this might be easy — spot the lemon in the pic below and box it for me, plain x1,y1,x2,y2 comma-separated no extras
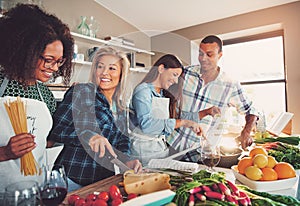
254,131,262,140
262,131,271,138
245,166,263,180
253,154,268,168
266,156,278,168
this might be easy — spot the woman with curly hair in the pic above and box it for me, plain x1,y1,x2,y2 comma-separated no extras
0,3,74,192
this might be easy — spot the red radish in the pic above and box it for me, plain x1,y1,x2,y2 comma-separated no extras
238,197,249,206
225,195,238,204
195,193,206,201
189,186,202,194
226,180,240,196
188,194,195,206
204,191,225,200
239,191,251,205
211,183,220,192
201,185,212,192
217,183,231,196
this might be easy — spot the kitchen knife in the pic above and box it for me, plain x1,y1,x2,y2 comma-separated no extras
108,156,131,172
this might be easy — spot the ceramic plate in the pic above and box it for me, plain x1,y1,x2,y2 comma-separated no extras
120,189,175,206
231,165,298,192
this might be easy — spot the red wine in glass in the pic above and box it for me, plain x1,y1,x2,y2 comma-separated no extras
202,155,220,168
41,187,67,206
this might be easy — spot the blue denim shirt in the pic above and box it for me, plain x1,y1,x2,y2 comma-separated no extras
129,82,176,136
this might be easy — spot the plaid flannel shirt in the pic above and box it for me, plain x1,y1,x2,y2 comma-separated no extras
167,65,258,161
48,83,130,185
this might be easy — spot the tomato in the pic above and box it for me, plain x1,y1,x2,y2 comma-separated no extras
85,193,97,202
74,198,86,206
93,199,108,206
68,194,81,205
97,191,109,202
127,193,138,200
109,185,122,200
111,198,123,206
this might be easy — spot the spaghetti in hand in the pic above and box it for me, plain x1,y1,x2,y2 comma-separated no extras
4,97,39,176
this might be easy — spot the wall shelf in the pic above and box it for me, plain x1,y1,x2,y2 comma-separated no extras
71,32,155,55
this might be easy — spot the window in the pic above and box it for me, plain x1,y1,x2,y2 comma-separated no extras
219,31,286,127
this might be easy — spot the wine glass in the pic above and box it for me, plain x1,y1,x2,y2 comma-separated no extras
40,164,68,206
3,180,42,206
199,138,221,172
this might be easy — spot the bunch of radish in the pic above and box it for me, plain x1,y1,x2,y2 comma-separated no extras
187,180,251,206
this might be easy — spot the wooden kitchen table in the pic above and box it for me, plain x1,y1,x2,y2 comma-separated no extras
61,174,123,205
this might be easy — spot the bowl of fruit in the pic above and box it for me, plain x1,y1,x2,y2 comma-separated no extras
231,147,298,192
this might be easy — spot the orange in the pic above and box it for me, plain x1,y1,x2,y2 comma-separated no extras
260,167,278,181
266,156,278,168
274,162,296,179
245,166,263,180
253,154,268,168
237,157,253,175
249,147,268,158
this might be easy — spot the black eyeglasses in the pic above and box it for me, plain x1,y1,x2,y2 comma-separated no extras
39,56,66,69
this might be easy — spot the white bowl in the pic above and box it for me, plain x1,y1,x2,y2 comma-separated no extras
231,165,298,192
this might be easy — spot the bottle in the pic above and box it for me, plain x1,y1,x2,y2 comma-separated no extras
77,16,90,36
87,16,99,38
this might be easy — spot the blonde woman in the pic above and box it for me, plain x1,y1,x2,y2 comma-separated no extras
48,47,142,191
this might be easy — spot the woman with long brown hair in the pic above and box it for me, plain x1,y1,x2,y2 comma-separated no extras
129,54,203,165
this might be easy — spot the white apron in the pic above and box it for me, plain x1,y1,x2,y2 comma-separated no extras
0,97,52,192
130,96,170,166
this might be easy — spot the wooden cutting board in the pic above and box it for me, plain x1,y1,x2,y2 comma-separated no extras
61,174,123,205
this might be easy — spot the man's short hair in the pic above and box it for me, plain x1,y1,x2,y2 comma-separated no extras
201,35,223,52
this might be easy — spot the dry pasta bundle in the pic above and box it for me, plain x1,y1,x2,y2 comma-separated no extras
4,96,39,176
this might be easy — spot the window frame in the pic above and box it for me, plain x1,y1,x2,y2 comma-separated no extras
222,30,288,112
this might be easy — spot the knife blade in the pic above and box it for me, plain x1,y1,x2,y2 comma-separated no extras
109,156,131,172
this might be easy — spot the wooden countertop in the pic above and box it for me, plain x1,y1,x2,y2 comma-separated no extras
61,174,123,205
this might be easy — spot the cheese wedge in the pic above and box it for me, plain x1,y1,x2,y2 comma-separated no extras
123,171,171,195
